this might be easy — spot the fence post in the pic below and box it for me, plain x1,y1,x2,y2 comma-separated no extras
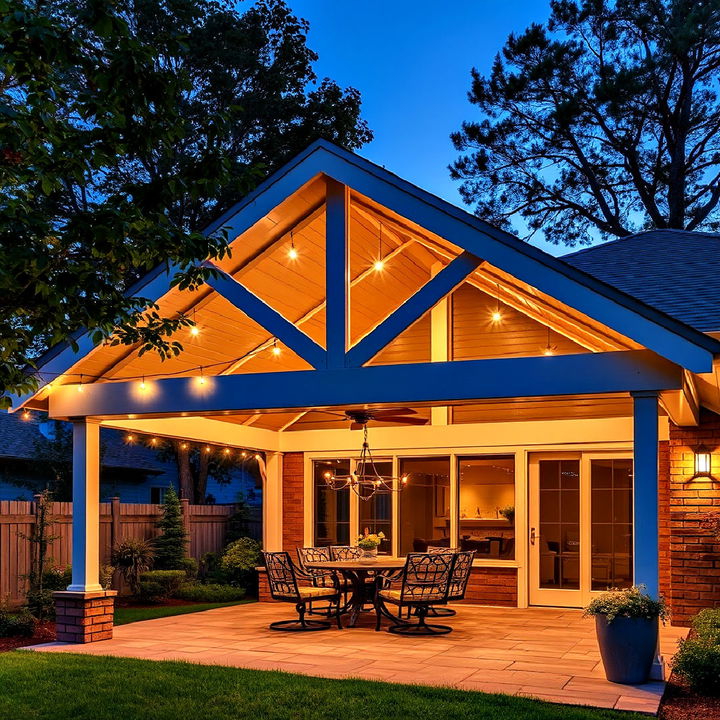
181,498,190,553
110,497,121,589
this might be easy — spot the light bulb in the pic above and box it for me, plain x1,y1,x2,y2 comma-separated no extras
76,384,84,393
223,448,230,456
198,374,206,385
373,259,385,272
127,434,135,443
150,438,158,446
139,378,146,390
491,311,502,323
543,347,554,356
241,451,247,458
21,410,30,421
181,442,188,450
254,454,261,461
288,246,298,260
204,446,211,454
190,325,200,337
272,343,281,356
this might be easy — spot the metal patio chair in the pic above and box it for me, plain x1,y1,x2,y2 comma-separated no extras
297,546,351,615
374,551,455,635
262,551,343,631
329,545,363,561
426,550,474,616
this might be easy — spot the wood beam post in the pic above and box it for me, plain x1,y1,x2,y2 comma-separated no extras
68,420,102,592
325,178,350,368
431,261,449,425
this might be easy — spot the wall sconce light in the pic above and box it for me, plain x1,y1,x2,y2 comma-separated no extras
693,445,713,479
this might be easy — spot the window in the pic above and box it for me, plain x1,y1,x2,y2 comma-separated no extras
358,460,393,553
399,457,450,555
591,459,633,590
458,456,515,559
150,486,169,504
313,460,350,547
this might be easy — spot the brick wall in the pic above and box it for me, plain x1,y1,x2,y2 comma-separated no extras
462,567,517,607
659,440,671,602
282,452,305,552
665,411,720,625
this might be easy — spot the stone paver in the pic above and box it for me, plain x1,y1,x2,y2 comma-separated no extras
28,603,687,715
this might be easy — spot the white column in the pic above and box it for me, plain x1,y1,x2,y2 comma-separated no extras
68,420,102,592
263,451,283,551
632,391,659,598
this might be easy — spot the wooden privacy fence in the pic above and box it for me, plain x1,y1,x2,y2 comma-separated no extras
0,498,261,605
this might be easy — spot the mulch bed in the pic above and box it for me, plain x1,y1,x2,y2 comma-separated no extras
0,621,55,653
659,673,720,720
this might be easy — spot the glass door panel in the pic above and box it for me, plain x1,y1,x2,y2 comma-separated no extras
358,460,393,554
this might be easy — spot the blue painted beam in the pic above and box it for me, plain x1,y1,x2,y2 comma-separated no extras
347,251,482,367
325,178,350,368
204,264,327,369
632,391,660,598
49,350,682,419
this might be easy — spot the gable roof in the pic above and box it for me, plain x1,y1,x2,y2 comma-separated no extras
15,141,720,410
0,412,166,473
563,230,720,333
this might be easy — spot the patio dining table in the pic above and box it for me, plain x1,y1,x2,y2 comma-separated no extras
306,556,406,627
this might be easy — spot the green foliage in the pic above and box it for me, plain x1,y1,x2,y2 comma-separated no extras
672,607,720,694
100,564,115,591
111,538,154,595
0,608,36,638
24,590,55,620
153,486,188,570
452,0,720,246
138,570,186,602
180,557,198,581
220,537,261,587
41,565,72,591
0,0,370,403
175,583,246,603
584,586,668,624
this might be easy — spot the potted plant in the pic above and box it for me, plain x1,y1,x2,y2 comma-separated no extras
584,585,668,684
357,528,385,559
499,505,515,524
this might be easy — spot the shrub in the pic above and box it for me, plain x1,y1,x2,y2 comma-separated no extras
42,565,72,591
138,570,186,601
100,564,115,590
175,583,246,603
25,589,55,620
180,557,198,580
112,538,154,595
0,608,36,638
584,585,668,624
138,581,165,604
672,607,720,694
199,552,228,584
153,486,188,570
220,537,261,587
672,638,720,695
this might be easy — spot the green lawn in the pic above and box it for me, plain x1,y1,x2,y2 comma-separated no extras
114,600,252,626
0,652,645,720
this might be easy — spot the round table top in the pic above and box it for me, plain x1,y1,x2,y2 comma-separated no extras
305,556,406,571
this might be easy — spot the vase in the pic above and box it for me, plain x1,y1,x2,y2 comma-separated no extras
361,547,378,559
595,615,658,684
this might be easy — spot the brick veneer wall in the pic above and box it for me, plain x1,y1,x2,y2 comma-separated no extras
665,411,720,625
461,567,517,607
282,452,305,552
53,590,117,643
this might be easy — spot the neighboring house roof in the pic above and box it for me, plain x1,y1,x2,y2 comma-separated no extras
0,412,166,474
563,230,720,333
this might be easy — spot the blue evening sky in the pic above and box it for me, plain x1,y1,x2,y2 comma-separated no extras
280,1,562,254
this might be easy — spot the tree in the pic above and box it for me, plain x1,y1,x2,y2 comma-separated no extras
451,0,720,247
153,485,188,569
0,0,371,404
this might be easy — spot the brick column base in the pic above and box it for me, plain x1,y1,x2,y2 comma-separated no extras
53,590,117,643
257,569,277,602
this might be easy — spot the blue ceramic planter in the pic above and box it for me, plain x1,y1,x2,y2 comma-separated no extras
595,615,658,684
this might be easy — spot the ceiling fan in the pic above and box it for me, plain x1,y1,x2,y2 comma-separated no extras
337,407,429,430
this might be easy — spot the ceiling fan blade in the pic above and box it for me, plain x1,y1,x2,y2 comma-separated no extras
370,407,417,418
374,416,428,425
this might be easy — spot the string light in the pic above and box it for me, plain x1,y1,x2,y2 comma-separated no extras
190,308,200,336
272,339,281,356
126,434,135,443
181,442,188,450
150,437,158,446
223,448,231,456
254,454,261,461
21,409,31,421
204,446,211,454
139,376,146,390
288,230,298,260
543,326,556,356
198,367,206,385
77,374,85,392
491,287,503,323
373,222,385,271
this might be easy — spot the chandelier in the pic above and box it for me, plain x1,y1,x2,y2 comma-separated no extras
323,414,409,501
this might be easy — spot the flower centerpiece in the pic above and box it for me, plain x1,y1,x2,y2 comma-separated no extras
357,528,385,559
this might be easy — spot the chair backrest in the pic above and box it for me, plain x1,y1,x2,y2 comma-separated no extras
330,545,362,561
297,546,331,570
447,550,475,600
427,545,459,554
262,551,300,600
399,552,454,603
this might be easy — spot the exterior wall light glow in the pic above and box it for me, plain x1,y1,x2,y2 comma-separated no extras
693,445,713,479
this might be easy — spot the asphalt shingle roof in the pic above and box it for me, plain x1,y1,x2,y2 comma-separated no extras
562,230,720,333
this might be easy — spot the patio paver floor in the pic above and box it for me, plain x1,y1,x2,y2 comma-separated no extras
28,603,687,714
